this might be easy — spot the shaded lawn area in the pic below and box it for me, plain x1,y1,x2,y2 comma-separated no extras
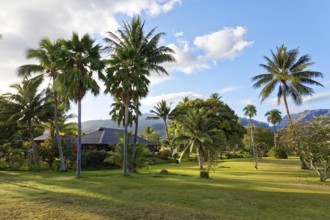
0,158,329,219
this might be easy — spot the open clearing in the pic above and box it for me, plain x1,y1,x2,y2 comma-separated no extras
0,158,329,219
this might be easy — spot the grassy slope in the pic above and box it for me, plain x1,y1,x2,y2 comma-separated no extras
0,158,329,220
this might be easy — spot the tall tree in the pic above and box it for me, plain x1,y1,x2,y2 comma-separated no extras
147,100,172,150
252,45,323,122
0,76,50,165
17,38,67,171
265,109,282,147
59,33,104,177
104,16,174,174
243,104,258,169
252,45,323,169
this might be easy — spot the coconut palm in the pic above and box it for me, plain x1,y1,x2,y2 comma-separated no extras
243,104,258,169
252,45,323,122
104,16,175,175
174,108,221,172
59,33,104,177
210,92,222,100
265,109,282,147
0,76,51,165
147,100,172,148
17,38,67,171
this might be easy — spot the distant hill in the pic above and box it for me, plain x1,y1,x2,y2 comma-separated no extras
82,113,166,137
81,109,330,135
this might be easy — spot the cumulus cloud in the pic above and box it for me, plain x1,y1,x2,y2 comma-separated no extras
303,91,330,104
141,91,202,107
0,0,181,94
166,26,253,74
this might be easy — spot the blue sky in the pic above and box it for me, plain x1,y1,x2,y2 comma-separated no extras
1,0,329,122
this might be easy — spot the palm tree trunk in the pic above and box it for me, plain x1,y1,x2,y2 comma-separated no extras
250,118,257,169
76,99,82,177
54,91,66,171
123,98,129,175
196,147,204,170
164,119,173,152
282,84,292,123
28,120,38,165
130,104,139,172
273,124,277,148
282,83,308,169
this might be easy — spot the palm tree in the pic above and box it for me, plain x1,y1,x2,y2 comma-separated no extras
147,100,172,149
252,45,323,122
0,76,51,165
265,109,282,148
17,38,67,171
243,104,258,169
252,45,323,169
59,33,104,177
174,108,221,172
210,92,222,100
104,16,175,175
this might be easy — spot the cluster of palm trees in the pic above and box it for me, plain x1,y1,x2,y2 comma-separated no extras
0,16,175,176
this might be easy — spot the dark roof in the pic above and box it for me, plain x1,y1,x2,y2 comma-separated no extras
81,127,158,146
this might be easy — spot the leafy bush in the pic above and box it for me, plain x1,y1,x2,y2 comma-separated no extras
157,147,172,158
269,147,288,159
79,151,112,170
0,158,8,170
225,152,244,159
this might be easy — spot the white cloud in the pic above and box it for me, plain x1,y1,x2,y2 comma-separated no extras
166,26,253,74
194,26,253,60
217,86,241,94
148,73,173,87
0,0,181,94
238,98,254,105
141,91,202,107
303,91,330,104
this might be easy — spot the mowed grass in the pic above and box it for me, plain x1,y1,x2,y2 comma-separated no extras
0,158,329,220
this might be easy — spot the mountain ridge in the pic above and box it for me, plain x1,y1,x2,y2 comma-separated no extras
81,109,330,136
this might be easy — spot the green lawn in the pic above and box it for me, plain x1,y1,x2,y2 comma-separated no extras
0,158,329,219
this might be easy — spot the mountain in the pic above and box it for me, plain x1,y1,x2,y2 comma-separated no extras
278,109,330,128
238,118,270,129
81,109,330,135
81,113,166,137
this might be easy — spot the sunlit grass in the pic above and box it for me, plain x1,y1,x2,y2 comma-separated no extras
0,157,329,219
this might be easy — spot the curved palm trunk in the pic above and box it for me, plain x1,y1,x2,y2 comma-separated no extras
76,99,82,177
54,91,66,171
123,98,129,175
28,120,38,165
282,83,308,169
130,104,139,172
250,118,257,169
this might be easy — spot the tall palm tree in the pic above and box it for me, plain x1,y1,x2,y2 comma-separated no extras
252,45,323,122
104,16,175,175
147,100,172,149
17,38,67,171
252,45,323,169
59,33,104,177
265,109,282,148
174,108,221,171
243,104,258,169
0,76,51,165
